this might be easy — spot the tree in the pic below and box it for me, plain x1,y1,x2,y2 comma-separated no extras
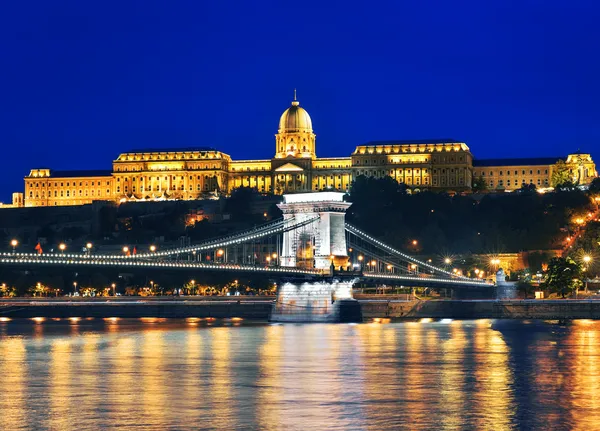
472,175,488,192
518,183,537,194
516,280,534,299
588,177,600,195
543,257,583,298
551,160,574,188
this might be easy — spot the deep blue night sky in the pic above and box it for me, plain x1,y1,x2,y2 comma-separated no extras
1,0,599,201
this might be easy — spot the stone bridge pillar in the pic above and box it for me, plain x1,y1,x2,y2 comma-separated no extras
277,192,352,271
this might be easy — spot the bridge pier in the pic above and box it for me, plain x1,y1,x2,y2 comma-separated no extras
272,192,361,322
270,277,362,323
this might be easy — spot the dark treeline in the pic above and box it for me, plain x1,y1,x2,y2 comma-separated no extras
346,176,595,254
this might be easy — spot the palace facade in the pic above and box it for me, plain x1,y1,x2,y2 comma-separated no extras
3,94,597,208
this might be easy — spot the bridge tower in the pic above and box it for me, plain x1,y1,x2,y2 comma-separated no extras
277,192,352,271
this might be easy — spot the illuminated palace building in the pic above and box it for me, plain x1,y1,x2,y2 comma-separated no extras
4,94,598,208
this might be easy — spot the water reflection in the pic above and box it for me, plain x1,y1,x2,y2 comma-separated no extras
1,319,600,430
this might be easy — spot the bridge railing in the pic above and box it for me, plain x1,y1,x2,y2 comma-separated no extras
345,223,489,284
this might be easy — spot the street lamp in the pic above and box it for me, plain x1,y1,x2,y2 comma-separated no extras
444,257,452,266
217,249,224,262
149,245,157,253
122,246,129,255
73,281,77,295
86,242,93,255
387,264,393,273
371,260,377,272
111,283,116,296
490,258,501,272
358,255,364,271
10,239,18,253
412,240,418,246
59,243,66,254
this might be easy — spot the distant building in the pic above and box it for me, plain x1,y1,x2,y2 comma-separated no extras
0,193,24,209
473,153,597,191
7,94,598,208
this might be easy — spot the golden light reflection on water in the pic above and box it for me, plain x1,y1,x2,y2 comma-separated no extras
2,320,600,430
209,327,233,429
439,322,468,430
109,335,136,426
0,337,26,431
565,321,600,431
141,330,167,428
48,338,72,430
472,323,514,430
258,325,284,431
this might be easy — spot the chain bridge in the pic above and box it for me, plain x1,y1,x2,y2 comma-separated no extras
0,192,492,321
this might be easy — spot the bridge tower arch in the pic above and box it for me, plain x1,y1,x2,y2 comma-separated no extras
277,192,352,271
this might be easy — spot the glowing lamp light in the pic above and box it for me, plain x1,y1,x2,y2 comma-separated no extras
122,246,129,254
149,245,157,252
358,255,364,261
59,243,66,252
217,249,224,257
10,239,18,248
583,255,592,264
85,242,92,250
444,258,452,265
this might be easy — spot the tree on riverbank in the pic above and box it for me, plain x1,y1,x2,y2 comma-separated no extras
543,257,583,298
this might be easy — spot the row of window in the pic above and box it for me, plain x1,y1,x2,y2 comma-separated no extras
358,146,464,155
478,169,548,177
489,179,549,187
115,164,223,172
28,180,111,188
116,174,218,182
121,184,213,193
30,189,111,199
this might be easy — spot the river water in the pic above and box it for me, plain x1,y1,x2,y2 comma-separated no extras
0,318,599,431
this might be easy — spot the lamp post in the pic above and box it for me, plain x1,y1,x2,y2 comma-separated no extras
272,253,278,266
59,243,66,254
111,283,116,296
10,239,18,253
358,255,364,272
149,245,157,253
85,242,93,256
73,281,77,295
217,249,224,263
122,246,129,255
583,255,592,292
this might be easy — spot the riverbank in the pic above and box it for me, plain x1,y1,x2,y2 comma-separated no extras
4,297,600,320
360,299,600,320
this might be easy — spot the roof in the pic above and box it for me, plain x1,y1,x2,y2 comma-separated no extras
361,139,464,146
52,170,113,178
473,157,564,167
124,147,217,153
